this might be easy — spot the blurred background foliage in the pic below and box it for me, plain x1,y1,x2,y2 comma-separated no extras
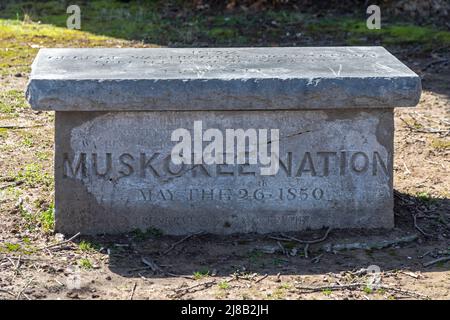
0,0,448,47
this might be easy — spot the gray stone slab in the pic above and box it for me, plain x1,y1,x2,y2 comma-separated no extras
27,47,421,111
55,109,394,235
26,46,422,235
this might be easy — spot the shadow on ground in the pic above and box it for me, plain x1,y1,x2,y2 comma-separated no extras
72,190,450,279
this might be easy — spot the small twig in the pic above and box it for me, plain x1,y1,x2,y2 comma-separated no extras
175,280,216,293
412,214,433,238
323,234,418,252
403,162,411,175
400,117,450,135
296,283,362,292
129,282,137,300
0,288,15,297
377,285,429,299
304,244,310,259
419,250,433,259
39,232,81,251
171,280,216,298
54,279,65,287
400,271,422,279
16,277,34,300
411,111,450,128
423,256,450,268
394,190,413,204
0,125,45,129
422,58,448,71
295,283,428,299
276,272,281,282
311,253,323,264
0,181,23,189
276,241,287,256
130,257,191,279
255,274,269,283
6,257,15,268
141,257,162,273
14,255,21,276
270,227,332,245
162,231,204,255
44,248,54,257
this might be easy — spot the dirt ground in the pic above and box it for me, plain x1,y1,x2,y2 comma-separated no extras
0,4,449,300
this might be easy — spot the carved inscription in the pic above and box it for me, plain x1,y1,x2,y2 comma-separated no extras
46,50,379,66
142,214,312,229
44,49,380,76
62,150,389,179
137,187,326,202
61,150,390,205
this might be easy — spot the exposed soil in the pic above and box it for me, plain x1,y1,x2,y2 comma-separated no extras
0,2,449,300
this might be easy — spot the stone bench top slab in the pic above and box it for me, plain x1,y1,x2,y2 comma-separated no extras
26,47,421,111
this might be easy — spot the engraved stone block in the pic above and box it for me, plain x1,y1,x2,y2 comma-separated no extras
26,47,421,235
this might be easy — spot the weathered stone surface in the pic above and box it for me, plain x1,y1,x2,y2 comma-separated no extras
55,109,394,235
27,47,421,111
26,47,421,235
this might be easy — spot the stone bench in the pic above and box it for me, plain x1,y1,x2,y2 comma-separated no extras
26,47,421,235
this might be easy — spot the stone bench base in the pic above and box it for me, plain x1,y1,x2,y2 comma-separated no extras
55,109,393,235
26,47,420,235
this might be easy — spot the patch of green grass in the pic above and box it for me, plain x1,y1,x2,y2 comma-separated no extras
39,204,54,233
78,258,93,269
3,184,22,201
417,191,431,202
376,288,386,295
18,201,36,231
401,118,424,130
0,128,8,138
386,25,450,45
18,200,54,233
278,283,292,290
0,17,122,77
265,10,306,25
0,1,166,47
22,237,31,244
265,284,292,300
270,287,287,300
0,89,28,115
1,1,449,65
35,150,52,161
193,269,210,280
308,17,450,48
0,240,35,255
78,241,94,252
21,132,34,147
431,139,450,151
322,289,333,296
15,163,53,188
218,281,230,290
363,286,373,294
1,242,22,252
78,240,101,252
207,27,237,41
